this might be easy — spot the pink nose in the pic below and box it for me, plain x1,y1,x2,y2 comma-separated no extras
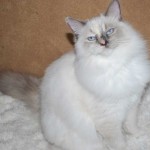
99,38,106,46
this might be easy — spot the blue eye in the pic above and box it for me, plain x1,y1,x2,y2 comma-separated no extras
106,28,115,35
87,36,96,41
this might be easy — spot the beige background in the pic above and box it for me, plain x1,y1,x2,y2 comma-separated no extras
0,0,150,76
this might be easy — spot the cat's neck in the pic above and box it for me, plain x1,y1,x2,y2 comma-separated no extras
74,41,149,99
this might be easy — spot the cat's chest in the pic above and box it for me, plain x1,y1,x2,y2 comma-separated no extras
75,54,145,99
75,59,139,98
85,92,128,113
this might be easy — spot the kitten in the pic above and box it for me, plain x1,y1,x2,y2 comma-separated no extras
0,0,150,150
0,71,40,112
40,0,150,150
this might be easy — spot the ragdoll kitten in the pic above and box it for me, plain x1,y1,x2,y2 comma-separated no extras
40,0,150,150
0,0,150,150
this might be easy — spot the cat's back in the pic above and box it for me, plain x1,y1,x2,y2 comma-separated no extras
45,51,75,76
41,51,77,99
42,51,75,83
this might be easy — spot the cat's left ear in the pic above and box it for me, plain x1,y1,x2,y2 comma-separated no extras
65,17,86,34
105,0,122,20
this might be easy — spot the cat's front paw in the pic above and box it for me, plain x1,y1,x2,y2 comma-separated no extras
126,132,150,150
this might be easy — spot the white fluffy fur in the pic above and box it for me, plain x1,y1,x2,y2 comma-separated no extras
40,13,150,150
0,1,149,150
0,87,150,150
0,92,52,150
0,85,150,150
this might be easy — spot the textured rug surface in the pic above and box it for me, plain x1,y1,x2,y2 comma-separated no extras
0,92,150,150
0,92,57,150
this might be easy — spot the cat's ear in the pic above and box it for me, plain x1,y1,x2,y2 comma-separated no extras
105,0,122,20
65,17,86,34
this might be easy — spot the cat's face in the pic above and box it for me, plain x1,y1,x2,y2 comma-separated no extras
75,16,128,56
66,0,132,56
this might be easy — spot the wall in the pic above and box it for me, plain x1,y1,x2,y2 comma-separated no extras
0,0,150,76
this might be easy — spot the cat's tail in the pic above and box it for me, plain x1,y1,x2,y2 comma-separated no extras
0,71,41,111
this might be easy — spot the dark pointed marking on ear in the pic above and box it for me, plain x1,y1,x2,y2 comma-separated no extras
105,0,122,21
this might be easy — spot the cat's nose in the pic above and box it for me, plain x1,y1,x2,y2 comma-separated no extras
99,38,106,46
99,35,108,46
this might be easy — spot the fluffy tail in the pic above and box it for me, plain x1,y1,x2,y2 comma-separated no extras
0,72,41,111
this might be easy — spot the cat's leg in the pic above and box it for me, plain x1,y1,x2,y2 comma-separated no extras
123,100,142,136
107,129,126,150
41,111,105,150
102,124,126,150
96,117,127,150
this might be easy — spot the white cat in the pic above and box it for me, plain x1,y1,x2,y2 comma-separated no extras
40,0,150,150
0,0,150,150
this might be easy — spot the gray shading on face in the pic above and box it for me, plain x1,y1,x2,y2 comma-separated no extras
83,17,127,50
66,0,129,55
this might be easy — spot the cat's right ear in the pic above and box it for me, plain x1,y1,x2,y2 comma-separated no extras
65,17,86,35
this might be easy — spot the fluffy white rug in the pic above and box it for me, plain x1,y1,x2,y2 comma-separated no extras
0,92,150,150
0,92,60,150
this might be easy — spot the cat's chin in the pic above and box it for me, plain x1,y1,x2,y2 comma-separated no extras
92,47,113,57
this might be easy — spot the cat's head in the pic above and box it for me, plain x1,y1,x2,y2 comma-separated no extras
66,0,140,57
